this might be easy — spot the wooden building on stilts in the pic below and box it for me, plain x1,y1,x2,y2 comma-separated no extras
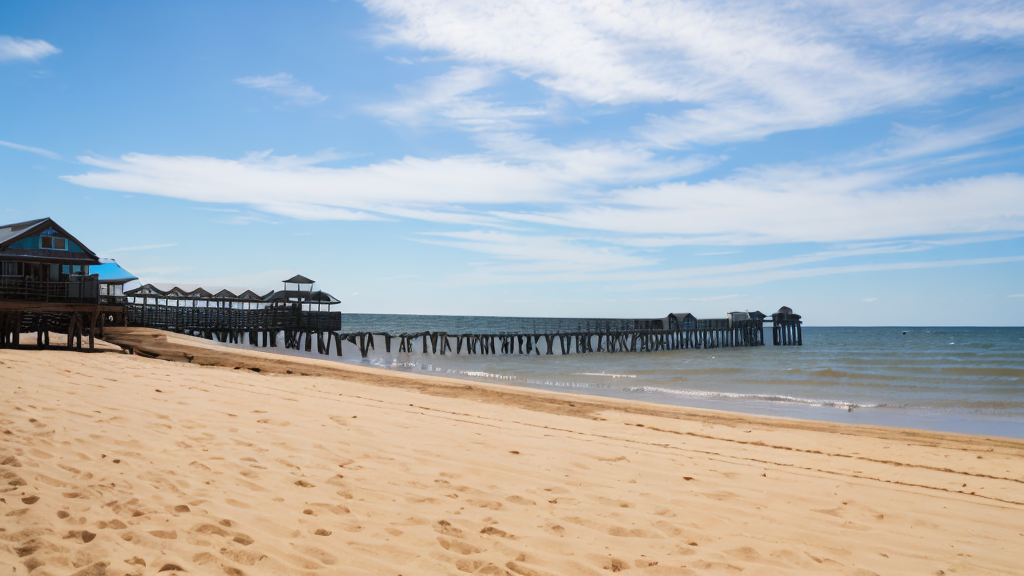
0,218,129,350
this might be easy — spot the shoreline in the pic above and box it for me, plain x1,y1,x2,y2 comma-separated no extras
3,329,1024,574
96,327,1023,444
121,326,1024,440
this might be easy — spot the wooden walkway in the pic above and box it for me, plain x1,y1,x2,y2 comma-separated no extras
152,316,805,359
109,304,804,359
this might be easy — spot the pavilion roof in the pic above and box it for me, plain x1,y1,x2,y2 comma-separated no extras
283,274,315,284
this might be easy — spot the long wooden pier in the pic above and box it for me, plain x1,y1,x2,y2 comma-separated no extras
131,311,803,359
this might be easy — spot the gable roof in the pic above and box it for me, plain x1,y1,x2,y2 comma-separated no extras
283,274,315,284
125,283,166,296
0,218,49,245
238,290,264,300
0,217,100,264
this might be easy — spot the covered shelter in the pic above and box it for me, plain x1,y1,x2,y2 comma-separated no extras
668,312,697,331
91,259,138,304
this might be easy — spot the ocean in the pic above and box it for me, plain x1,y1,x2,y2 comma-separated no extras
230,316,1024,439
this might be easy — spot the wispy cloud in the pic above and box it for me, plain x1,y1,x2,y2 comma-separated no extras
105,243,178,253
59,137,709,225
417,230,658,273
0,140,60,159
367,67,547,131
690,295,740,302
0,36,60,62
235,73,327,105
367,0,1024,146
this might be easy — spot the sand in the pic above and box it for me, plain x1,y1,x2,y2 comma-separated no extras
2,330,1023,575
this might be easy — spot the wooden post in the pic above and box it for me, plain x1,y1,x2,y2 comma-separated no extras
88,310,98,351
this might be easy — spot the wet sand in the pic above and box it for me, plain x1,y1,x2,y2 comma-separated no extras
2,328,1023,575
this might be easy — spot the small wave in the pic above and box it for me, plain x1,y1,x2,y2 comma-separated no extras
573,372,637,379
526,379,610,389
624,386,900,410
367,359,519,381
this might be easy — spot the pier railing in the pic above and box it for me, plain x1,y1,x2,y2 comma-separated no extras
126,303,341,332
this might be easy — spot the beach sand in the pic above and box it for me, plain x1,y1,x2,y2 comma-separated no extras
2,329,1023,575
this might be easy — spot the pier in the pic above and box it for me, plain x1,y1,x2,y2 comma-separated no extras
2,218,803,357
120,287,802,358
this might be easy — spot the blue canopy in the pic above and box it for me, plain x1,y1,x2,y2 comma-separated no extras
92,259,138,284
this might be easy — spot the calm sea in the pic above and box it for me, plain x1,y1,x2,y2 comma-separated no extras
231,315,1024,438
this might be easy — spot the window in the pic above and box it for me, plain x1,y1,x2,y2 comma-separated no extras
2,262,20,277
40,236,68,250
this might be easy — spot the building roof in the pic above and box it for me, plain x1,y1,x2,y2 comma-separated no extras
121,284,339,305
92,259,139,285
0,218,49,245
125,283,165,296
669,312,695,319
0,217,101,265
263,289,340,305
283,274,315,284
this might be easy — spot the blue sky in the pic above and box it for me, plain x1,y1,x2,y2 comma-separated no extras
1,0,1022,325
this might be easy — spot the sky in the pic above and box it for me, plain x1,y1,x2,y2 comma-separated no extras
1,0,1022,326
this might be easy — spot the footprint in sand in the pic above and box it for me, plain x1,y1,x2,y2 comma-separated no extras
64,530,97,543
480,526,515,539
467,499,503,510
219,546,267,565
437,537,481,555
195,523,230,537
295,545,338,565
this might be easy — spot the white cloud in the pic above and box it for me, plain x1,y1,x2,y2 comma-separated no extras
105,243,178,253
418,230,658,273
0,36,60,62
367,67,547,130
60,137,710,224
690,294,740,302
61,137,1024,247
235,73,327,105
851,106,1024,167
0,140,60,159
365,0,1023,146
630,255,1024,291
495,170,1024,244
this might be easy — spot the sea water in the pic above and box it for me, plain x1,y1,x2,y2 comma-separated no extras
234,317,1024,438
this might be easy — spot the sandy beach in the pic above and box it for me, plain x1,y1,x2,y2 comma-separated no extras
2,330,1024,576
